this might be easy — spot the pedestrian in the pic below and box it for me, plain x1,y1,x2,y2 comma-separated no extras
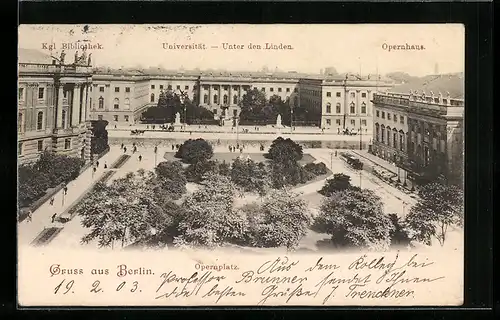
121,143,124,149
189,131,192,135
133,146,137,154
138,155,142,162
114,125,117,129
51,213,57,223
93,167,97,174
104,162,108,169
335,151,338,157
240,148,243,154
172,144,175,151
133,142,136,147
124,147,127,153
147,125,149,129
153,125,155,130
228,145,232,152
50,197,54,206
63,186,68,195
237,143,240,149
96,160,99,168
27,210,33,223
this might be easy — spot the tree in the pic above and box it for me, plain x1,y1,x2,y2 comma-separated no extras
154,161,187,199
89,120,109,155
404,182,464,246
266,137,303,161
312,189,394,250
239,88,268,122
175,138,213,164
318,173,356,196
245,189,312,250
184,160,219,183
174,173,248,248
18,165,51,208
79,171,182,248
387,213,411,246
230,157,269,195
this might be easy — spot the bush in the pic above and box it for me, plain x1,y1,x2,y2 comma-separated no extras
312,188,394,250
90,120,109,155
230,158,269,194
18,165,51,208
303,162,327,176
318,173,355,197
184,160,218,183
175,138,213,164
387,213,411,246
154,161,187,199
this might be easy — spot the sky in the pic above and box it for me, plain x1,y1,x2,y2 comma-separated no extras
18,24,464,76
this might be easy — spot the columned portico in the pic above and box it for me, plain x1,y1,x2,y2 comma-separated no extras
72,84,81,127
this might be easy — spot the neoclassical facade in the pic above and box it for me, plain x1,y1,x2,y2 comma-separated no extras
371,91,464,185
18,49,93,164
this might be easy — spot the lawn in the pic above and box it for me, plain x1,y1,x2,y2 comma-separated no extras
163,152,317,165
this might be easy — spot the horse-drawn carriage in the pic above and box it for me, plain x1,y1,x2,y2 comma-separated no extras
130,129,145,135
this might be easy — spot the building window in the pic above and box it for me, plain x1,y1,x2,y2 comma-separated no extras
98,97,104,109
361,102,366,114
350,92,355,98
61,110,67,128
381,126,385,143
336,92,341,97
362,119,367,126
233,109,237,117
326,92,331,97
37,140,43,152
167,85,172,90
124,115,129,122
115,87,120,93
64,90,67,98
150,93,155,102
64,138,71,150
113,98,119,109
213,108,217,115
151,85,155,89
37,111,43,130
38,87,45,99
278,88,282,92
394,114,397,122
387,130,391,146
113,115,118,122
99,87,105,92
350,102,355,113
336,119,341,125
382,112,385,119
124,98,130,110
351,119,355,126
399,132,404,151
125,87,131,93
160,85,164,90
18,88,24,101
270,88,274,92
18,113,23,133
376,110,380,117
185,85,189,90
286,88,290,92
362,92,367,98
326,119,331,125
294,88,298,93
204,94,208,104
261,88,265,92
375,124,380,142
98,115,103,121
326,103,331,113
18,142,23,155
388,113,392,120
334,103,340,114
223,95,228,105
400,116,404,124
213,95,218,104
233,95,238,105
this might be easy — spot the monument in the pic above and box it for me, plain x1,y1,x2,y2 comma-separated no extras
173,112,182,128
276,114,284,128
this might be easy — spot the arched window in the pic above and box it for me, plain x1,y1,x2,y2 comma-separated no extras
213,94,218,104
386,126,391,146
150,93,155,102
375,123,380,142
61,109,67,129
233,95,238,105
18,113,23,133
223,94,228,105
124,98,130,110
113,98,119,109
361,102,367,114
381,125,385,143
37,111,43,130
98,96,104,109
326,103,331,113
399,130,405,151
350,102,355,114
204,94,208,104
336,103,341,113
294,96,298,106
393,128,398,149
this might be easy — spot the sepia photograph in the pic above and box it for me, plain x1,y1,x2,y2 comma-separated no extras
17,24,464,306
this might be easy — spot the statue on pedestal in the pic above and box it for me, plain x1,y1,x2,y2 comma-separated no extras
174,112,181,126
60,50,66,64
276,114,283,128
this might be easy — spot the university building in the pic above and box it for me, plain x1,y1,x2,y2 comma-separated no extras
18,49,93,164
371,74,464,185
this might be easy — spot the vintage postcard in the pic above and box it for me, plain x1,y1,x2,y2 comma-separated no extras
17,24,464,306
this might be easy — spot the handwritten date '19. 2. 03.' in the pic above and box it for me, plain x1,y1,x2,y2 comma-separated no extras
50,254,444,305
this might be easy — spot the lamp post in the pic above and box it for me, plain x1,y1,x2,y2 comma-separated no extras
290,104,293,134
154,145,158,167
235,115,240,146
330,152,334,171
359,122,363,150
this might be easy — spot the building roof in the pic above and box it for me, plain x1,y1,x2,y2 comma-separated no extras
390,73,464,99
18,48,53,64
